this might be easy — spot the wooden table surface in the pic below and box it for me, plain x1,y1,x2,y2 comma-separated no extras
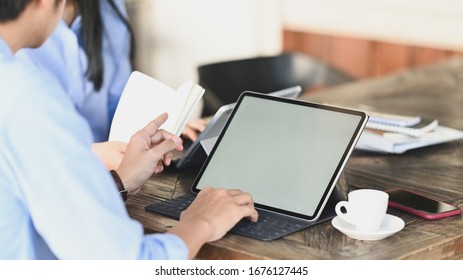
126,57,463,259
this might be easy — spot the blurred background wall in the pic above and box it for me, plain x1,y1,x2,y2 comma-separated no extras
126,0,282,88
126,0,463,86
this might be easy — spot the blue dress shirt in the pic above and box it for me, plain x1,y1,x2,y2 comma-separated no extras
0,37,188,260
16,0,132,142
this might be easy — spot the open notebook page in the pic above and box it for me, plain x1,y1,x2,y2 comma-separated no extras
109,71,199,142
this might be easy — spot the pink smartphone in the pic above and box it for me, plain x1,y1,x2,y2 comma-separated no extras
386,189,462,220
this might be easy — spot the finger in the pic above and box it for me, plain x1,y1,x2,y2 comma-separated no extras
141,113,168,137
163,151,173,166
154,160,164,173
148,136,182,160
234,192,254,206
241,205,259,222
151,129,179,145
176,145,184,152
150,129,184,152
226,189,245,196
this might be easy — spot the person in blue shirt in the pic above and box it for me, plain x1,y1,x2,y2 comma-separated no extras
17,0,131,143
17,0,207,170
0,0,258,260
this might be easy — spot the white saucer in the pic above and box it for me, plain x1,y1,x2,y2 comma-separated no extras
331,214,405,241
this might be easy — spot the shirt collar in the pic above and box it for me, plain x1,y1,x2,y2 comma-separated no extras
70,15,82,34
0,36,14,61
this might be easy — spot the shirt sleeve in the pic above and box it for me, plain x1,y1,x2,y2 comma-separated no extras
4,72,188,259
101,0,133,125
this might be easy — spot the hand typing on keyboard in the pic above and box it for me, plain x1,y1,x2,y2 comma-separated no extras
168,187,259,259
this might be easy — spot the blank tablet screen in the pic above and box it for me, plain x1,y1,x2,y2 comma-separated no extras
192,93,366,219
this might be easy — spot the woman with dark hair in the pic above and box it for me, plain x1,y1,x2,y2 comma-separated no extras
19,0,132,142
18,0,205,170
17,0,132,169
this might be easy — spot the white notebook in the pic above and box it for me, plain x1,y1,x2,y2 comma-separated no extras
109,71,204,142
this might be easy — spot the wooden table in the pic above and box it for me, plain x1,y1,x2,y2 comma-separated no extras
126,57,463,259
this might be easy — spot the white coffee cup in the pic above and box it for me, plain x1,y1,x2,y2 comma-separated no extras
335,189,389,232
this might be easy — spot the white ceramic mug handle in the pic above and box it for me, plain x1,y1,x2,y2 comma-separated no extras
335,201,354,225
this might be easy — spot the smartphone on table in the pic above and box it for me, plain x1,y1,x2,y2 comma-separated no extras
386,189,462,220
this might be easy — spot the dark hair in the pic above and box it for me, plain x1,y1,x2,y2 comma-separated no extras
0,0,32,22
77,0,134,91
0,0,64,23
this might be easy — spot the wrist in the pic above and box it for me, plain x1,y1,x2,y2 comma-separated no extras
168,218,212,259
114,167,140,196
110,170,128,201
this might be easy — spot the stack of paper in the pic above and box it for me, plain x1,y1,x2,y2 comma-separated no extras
356,112,463,153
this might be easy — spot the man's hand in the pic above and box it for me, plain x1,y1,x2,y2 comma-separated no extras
168,187,258,259
116,113,183,194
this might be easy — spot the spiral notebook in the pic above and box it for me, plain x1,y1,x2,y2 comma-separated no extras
365,119,438,137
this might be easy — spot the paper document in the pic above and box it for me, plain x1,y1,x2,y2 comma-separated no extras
356,126,463,154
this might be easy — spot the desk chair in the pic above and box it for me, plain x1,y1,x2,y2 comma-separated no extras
198,52,354,116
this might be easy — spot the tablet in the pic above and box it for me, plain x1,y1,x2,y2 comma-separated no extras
191,91,368,221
